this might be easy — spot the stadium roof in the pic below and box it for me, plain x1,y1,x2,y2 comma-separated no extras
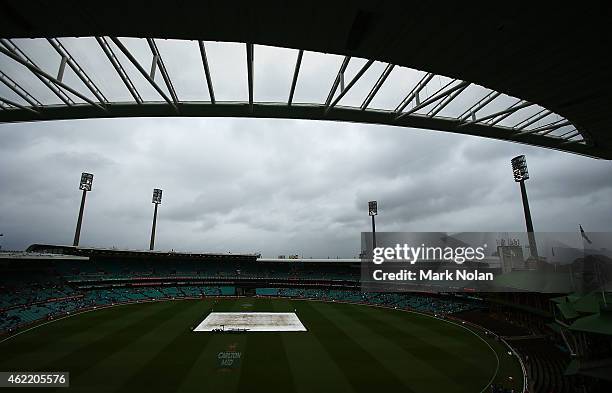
0,2,611,158
556,301,580,320
0,251,88,261
553,292,612,331
257,258,359,263
569,308,612,336
26,244,260,261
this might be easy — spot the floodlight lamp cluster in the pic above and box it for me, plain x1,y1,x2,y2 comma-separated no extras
511,155,529,182
368,201,378,216
152,188,163,204
79,172,94,191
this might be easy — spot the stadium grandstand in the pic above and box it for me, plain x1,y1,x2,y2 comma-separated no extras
2,246,611,392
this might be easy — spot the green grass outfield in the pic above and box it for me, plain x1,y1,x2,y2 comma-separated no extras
0,298,523,393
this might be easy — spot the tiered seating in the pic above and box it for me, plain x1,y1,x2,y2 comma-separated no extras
142,287,165,299
59,259,360,283
179,286,202,297
219,286,235,296
0,282,75,310
511,338,574,393
453,309,530,336
268,288,477,315
0,284,231,333
160,287,180,298
256,288,279,296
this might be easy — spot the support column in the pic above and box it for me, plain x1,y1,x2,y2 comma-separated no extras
73,189,87,247
150,202,159,251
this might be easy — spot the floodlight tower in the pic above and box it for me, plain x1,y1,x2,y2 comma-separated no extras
149,188,162,251
73,172,93,247
368,201,378,249
511,155,539,258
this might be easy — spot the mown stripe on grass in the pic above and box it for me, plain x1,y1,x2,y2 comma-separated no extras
320,302,458,391
237,299,295,393
45,300,189,386
175,297,248,393
236,331,296,393
299,300,417,393
71,300,207,392
113,305,214,393
362,305,493,367
273,299,354,393
0,302,158,366
344,304,494,389
383,310,479,346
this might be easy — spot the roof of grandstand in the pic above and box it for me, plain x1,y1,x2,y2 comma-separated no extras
556,301,580,320
569,308,612,336
553,292,612,314
0,251,88,261
553,292,612,337
25,244,260,261
257,258,359,263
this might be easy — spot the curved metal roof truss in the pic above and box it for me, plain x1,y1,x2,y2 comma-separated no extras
0,37,593,157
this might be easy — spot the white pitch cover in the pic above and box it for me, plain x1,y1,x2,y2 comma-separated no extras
194,312,307,332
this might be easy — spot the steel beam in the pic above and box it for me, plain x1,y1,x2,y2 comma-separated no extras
48,38,108,104
427,82,470,117
0,40,104,110
515,119,571,137
150,54,158,79
326,59,374,113
56,55,67,82
198,41,215,104
513,108,550,130
0,69,43,107
396,80,469,120
0,39,74,106
288,50,303,105
0,101,596,156
0,96,40,114
109,37,177,111
146,38,179,105
486,100,526,126
560,135,583,145
558,129,579,139
532,119,570,132
361,63,394,110
324,56,350,107
458,91,501,121
394,72,434,113
246,43,254,112
96,36,142,104
461,101,534,126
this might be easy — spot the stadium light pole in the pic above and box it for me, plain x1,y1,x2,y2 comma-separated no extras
511,155,539,259
368,201,378,249
150,188,162,251
73,172,93,247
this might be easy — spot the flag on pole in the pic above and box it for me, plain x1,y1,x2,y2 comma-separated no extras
580,225,592,244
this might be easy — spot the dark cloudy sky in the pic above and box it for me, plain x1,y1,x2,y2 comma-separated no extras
0,39,611,257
